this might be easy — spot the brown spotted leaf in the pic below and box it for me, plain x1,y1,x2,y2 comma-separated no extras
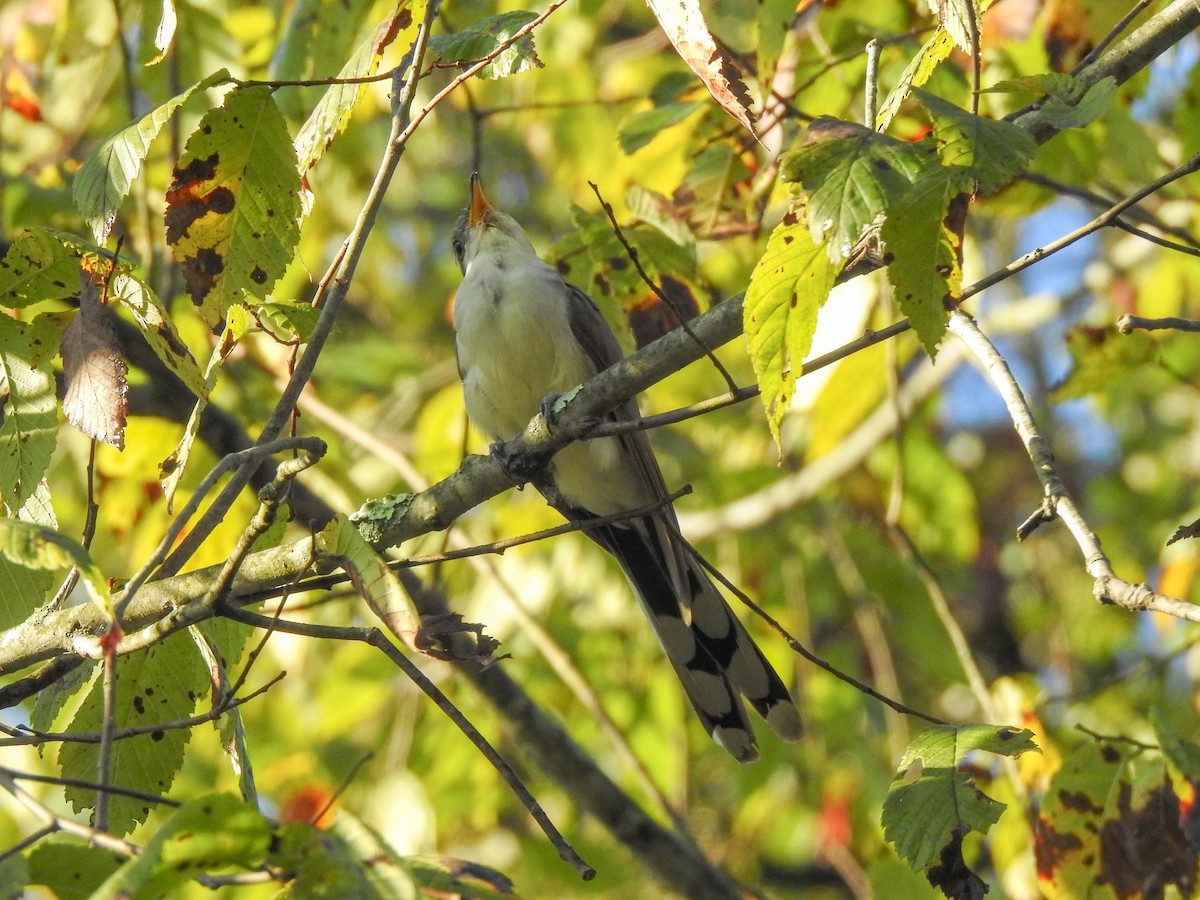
166,86,302,329
645,0,757,139
60,276,128,450
1035,739,1200,899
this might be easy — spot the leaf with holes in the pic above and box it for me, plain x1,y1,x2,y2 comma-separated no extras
744,208,836,448
883,724,1037,873
74,70,230,243
783,119,930,262
165,86,302,329
426,11,541,80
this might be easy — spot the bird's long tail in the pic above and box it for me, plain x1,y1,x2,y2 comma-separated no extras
588,516,802,762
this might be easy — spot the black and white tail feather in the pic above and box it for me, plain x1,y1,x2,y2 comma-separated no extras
451,174,801,761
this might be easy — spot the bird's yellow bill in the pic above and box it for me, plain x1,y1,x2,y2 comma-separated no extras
468,174,492,226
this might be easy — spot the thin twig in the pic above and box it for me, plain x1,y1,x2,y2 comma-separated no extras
116,437,326,620
946,310,1200,623
95,639,117,832
1,674,283,747
587,181,739,392
864,39,881,128
1111,219,1200,257
1071,0,1157,76
220,607,596,880
1117,314,1200,333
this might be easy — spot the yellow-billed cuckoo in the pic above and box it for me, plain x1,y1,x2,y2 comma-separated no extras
451,175,800,761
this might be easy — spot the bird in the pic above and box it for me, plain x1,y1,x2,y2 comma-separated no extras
450,174,801,762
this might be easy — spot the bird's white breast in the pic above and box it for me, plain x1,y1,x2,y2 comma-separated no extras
453,250,651,515
454,250,595,442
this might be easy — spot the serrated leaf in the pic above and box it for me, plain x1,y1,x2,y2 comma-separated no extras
617,101,702,154
924,0,979,53
294,3,418,175
0,229,87,309
60,278,128,450
271,821,383,898
877,28,956,130
59,636,208,835
646,0,756,137
0,316,61,513
110,274,208,400
330,813,419,898
165,86,302,328
322,515,419,649
882,168,971,355
256,299,321,343
914,88,1036,193
883,724,1037,871
783,119,930,262
73,70,230,243
426,11,542,80
744,210,837,448
92,794,273,898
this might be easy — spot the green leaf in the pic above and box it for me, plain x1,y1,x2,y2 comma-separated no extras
294,3,419,175
876,29,956,130
1038,76,1117,131
744,209,837,448
109,274,208,400
0,228,96,309
0,316,61,512
881,167,971,355
92,794,273,899
913,89,1037,193
782,119,929,262
426,11,542,81
675,143,753,239
160,306,250,510
617,102,703,154
321,515,419,648
0,518,113,616
272,821,386,898
882,724,1037,871
72,70,230,243
59,635,209,835
165,86,302,328
27,842,122,900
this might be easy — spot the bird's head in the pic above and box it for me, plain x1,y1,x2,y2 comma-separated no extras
451,174,538,274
